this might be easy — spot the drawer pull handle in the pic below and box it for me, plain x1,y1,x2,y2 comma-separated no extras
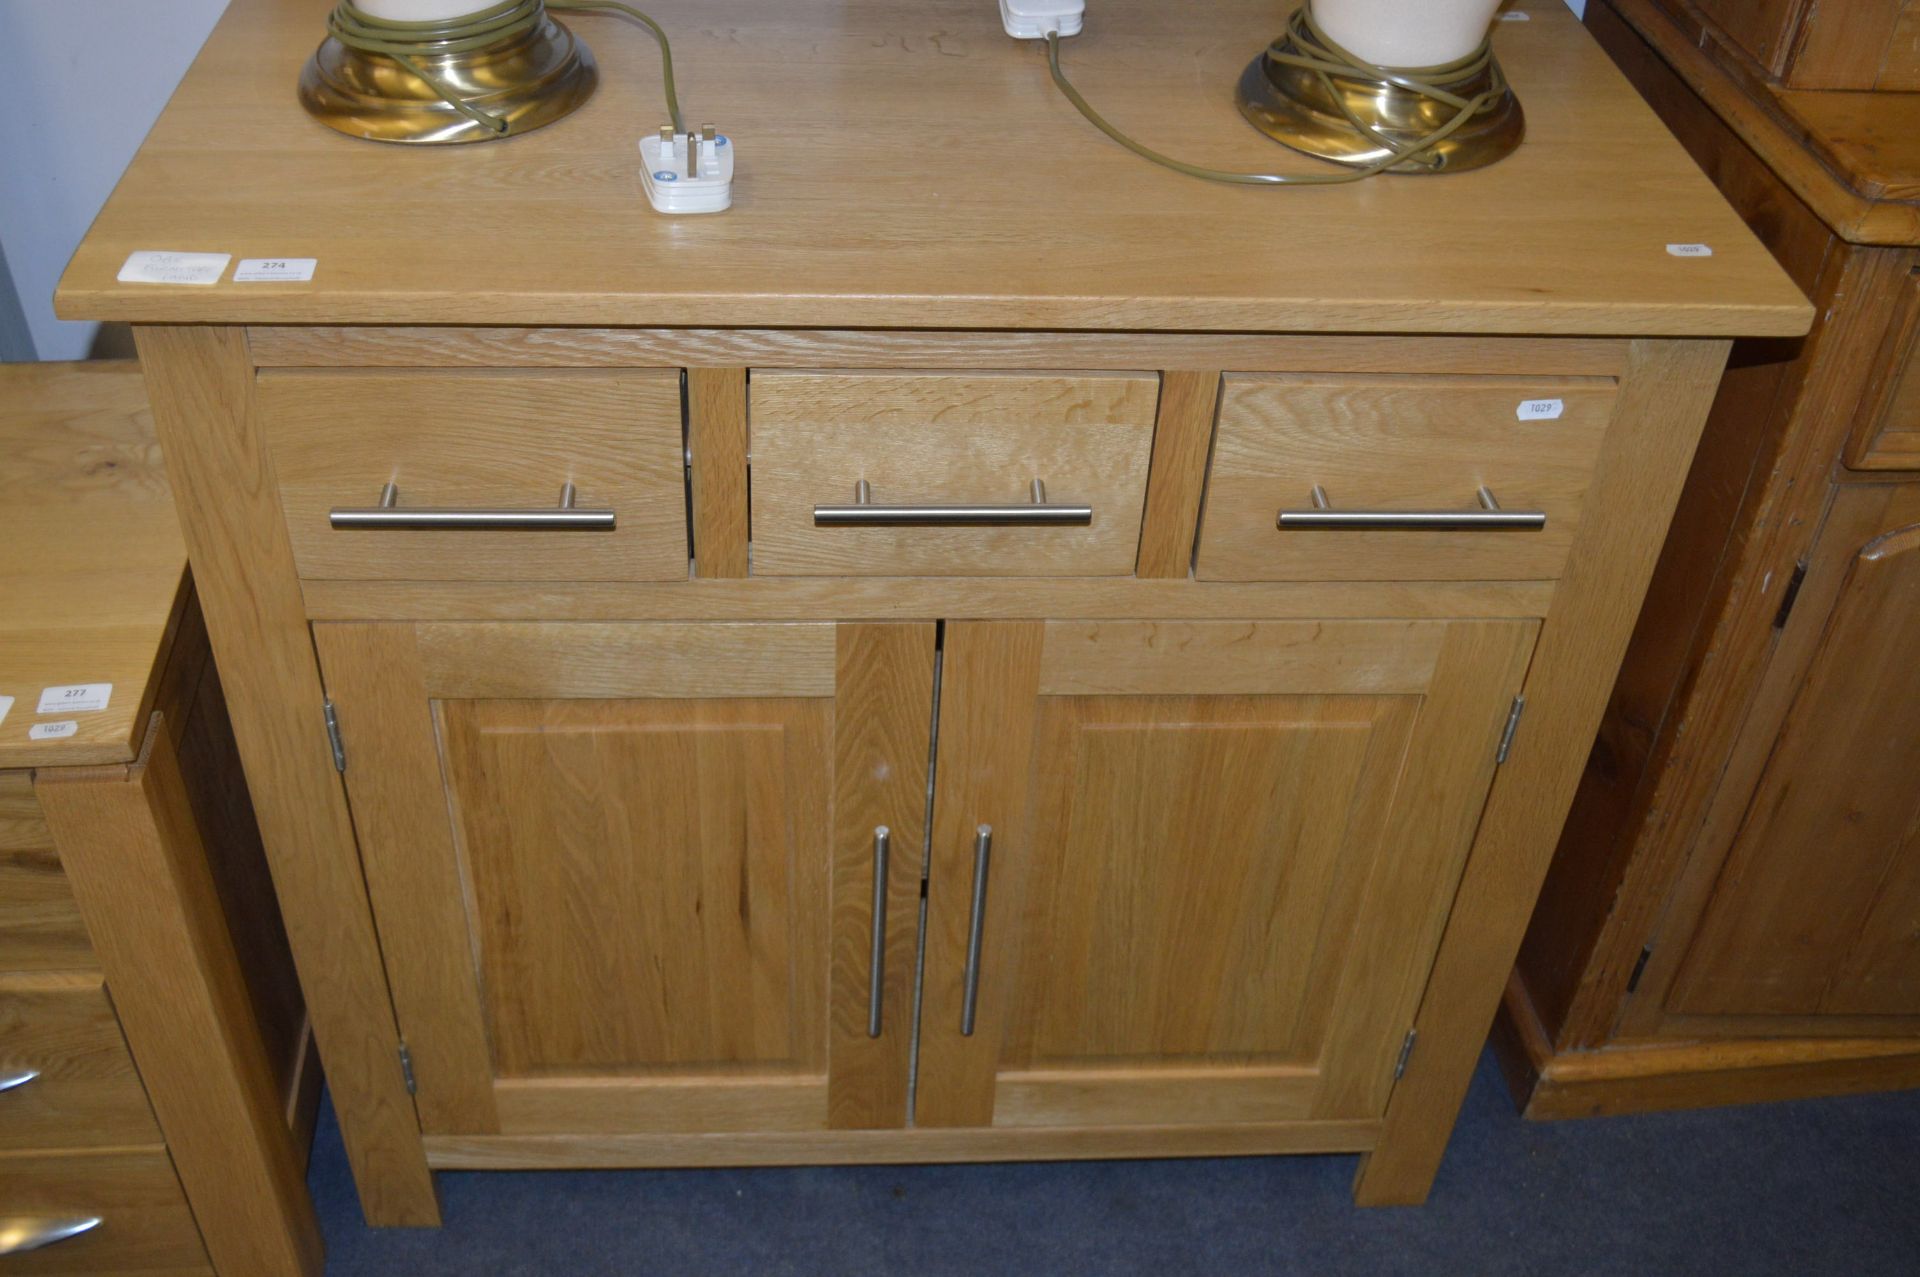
815,478,1093,527
0,1068,39,1094
1278,485,1547,532
867,826,891,1039
330,482,617,531
0,1216,103,1255
960,825,993,1037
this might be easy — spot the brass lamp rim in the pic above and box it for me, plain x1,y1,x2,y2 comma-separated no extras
298,13,597,144
1235,22,1524,175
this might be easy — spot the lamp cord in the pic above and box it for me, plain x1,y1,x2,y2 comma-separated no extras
325,0,683,136
1044,8,1508,186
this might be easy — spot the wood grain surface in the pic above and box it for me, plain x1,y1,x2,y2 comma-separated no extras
55,0,1806,335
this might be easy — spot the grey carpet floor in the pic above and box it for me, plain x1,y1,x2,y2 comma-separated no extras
307,1050,1920,1275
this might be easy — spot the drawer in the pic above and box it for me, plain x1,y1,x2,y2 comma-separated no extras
0,777,94,975
1197,374,1615,582
748,371,1159,576
0,977,160,1152
0,1149,208,1274
258,369,688,582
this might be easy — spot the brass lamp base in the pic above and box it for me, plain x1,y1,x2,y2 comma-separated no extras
1235,28,1524,175
298,15,597,144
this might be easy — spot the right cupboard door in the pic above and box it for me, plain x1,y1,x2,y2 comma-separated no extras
916,619,1536,1129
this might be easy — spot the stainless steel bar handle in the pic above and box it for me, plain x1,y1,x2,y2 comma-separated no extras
0,1068,39,1094
960,824,993,1037
330,481,617,531
867,826,890,1039
0,1216,103,1256
814,478,1093,527
1277,485,1547,531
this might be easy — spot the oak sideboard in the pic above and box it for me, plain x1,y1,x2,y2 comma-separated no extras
53,0,1809,1230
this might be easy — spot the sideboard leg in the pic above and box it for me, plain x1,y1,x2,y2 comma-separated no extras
135,325,441,1227
1353,339,1730,1205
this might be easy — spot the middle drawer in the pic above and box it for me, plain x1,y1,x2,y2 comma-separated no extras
749,371,1160,576
0,976,162,1151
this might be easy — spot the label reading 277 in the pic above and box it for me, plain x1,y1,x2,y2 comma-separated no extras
37,683,112,714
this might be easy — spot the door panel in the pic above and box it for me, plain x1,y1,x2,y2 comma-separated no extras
315,620,935,1136
916,619,1537,1129
1670,502,1920,1021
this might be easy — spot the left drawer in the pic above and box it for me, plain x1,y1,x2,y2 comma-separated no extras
0,1149,208,1274
258,369,689,582
0,977,161,1152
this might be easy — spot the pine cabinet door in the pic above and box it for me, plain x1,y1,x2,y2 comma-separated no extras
313,621,934,1136
915,619,1536,1128
1668,487,1920,1022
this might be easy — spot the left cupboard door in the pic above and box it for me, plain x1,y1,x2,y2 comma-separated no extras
312,621,936,1138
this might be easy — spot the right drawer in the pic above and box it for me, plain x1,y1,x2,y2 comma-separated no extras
1197,374,1616,582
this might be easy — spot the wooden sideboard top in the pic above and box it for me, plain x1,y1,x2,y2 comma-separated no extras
0,362,189,769
54,0,1807,336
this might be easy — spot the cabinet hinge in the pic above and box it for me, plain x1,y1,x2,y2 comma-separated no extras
1393,1029,1418,1081
397,1042,417,1096
1771,559,1809,631
1626,943,1654,995
1496,694,1527,765
322,698,346,773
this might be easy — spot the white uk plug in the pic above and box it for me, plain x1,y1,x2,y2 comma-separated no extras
1000,0,1084,39
639,124,734,215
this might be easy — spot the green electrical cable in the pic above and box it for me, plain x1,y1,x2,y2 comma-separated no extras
1044,8,1508,187
325,0,683,136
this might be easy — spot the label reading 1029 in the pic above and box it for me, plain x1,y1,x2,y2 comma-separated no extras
1516,398,1566,422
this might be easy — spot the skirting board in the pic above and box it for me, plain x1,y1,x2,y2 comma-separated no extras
424,1120,1383,1170
1494,970,1920,1120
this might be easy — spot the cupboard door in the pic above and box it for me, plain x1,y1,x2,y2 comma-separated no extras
1669,493,1920,1021
915,619,1536,1128
313,621,934,1136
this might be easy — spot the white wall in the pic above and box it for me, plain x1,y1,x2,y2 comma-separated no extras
0,1,230,360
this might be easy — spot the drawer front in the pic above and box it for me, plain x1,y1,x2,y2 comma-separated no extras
259,369,688,582
749,371,1159,576
0,777,94,975
0,1149,208,1274
0,978,160,1152
1197,374,1615,582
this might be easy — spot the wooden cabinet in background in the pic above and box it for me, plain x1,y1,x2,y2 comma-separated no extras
1497,0,1920,1118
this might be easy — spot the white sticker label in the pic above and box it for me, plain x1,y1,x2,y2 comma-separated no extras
29,721,79,741
0,696,12,729
117,251,231,286
1666,243,1714,257
234,258,318,283
1499,10,1531,19
1517,398,1566,421
38,683,112,714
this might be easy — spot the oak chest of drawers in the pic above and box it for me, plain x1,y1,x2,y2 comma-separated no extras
0,364,319,1275
54,0,1809,1222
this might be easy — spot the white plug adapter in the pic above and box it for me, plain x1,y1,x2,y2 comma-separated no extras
639,125,734,215
1000,0,1084,39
